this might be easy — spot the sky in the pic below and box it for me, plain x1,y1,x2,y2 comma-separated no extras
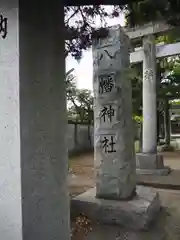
65,9,125,91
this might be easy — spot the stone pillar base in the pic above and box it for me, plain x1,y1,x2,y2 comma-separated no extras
71,186,160,230
136,153,171,175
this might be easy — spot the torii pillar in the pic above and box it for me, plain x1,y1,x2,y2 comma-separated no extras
136,35,170,175
0,1,70,239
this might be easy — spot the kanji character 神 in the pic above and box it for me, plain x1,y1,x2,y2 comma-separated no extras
100,105,115,123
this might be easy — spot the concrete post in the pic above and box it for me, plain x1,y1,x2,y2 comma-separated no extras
0,1,70,239
93,25,136,200
136,35,170,175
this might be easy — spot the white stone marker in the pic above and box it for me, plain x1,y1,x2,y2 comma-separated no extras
0,1,70,239
93,25,136,200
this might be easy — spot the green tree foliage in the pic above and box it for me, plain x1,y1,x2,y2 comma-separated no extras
171,100,180,105
129,57,180,143
65,68,94,123
130,59,180,109
65,1,180,125
65,6,122,60
122,0,180,28
123,0,180,119
130,63,142,115
64,1,180,60
68,89,94,124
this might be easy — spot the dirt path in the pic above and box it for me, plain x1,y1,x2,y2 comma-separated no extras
69,153,94,197
69,150,180,196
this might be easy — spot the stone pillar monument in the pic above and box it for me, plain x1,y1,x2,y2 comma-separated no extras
136,35,170,175
72,26,160,230
93,26,136,200
0,1,70,239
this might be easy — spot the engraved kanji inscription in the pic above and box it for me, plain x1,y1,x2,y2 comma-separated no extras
144,69,153,81
98,73,115,94
100,105,115,123
0,14,7,39
101,135,116,153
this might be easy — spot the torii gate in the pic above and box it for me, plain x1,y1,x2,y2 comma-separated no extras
124,22,180,175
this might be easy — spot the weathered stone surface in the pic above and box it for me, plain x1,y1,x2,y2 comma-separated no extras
93,25,136,200
71,186,161,230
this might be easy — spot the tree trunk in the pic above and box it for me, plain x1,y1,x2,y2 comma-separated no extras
164,99,171,146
